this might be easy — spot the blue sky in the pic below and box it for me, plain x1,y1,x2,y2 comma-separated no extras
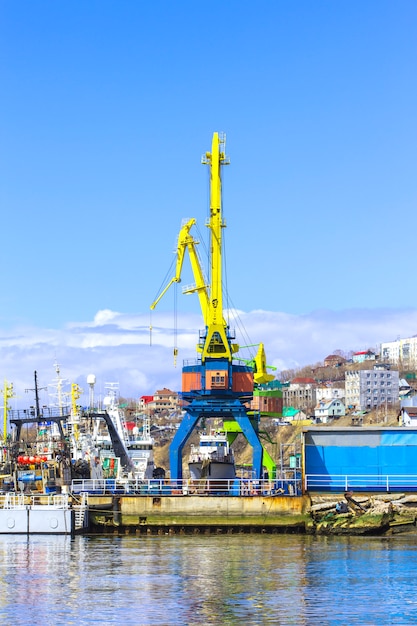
0,1,416,407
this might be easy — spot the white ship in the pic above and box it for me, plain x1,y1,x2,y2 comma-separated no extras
188,431,236,480
68,382,157,481
96,384,156,480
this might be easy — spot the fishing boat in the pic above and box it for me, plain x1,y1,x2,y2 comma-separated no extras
0,492,85,535
188,430,236,480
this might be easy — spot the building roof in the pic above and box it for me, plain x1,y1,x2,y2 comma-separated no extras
283,407,304,417
315,398,344,410
291,377,316,385
353,350,375,356
155,388,177,396
324,354,347,362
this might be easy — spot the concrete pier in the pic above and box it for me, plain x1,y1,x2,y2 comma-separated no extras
86,494,312,533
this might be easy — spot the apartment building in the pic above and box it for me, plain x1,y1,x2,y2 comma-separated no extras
380,336,417,369
345,365,399,411
315,383,345,403
283,377,317,410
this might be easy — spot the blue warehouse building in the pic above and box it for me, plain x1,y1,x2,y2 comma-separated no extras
303,427,417,493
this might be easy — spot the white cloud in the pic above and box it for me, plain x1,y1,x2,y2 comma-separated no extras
1,307,416,409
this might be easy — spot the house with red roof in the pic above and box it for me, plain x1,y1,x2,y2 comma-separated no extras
352,350,376,364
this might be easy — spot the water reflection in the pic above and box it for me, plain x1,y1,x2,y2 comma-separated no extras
0,533,416,624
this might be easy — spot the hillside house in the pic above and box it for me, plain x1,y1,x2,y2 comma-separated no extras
282,407,308,422
352,350,376,363
323,354,347,368
138,395,153,412
314,399,346,423
144,388,180,415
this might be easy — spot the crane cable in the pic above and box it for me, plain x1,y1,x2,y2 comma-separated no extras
149,258,176,347
173,283,178,366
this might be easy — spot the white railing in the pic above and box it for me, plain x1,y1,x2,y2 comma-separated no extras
71,477,302,497
1,493,70,509
305,474,417,492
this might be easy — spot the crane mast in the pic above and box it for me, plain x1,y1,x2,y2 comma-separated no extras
203,133,226,343
200,133,239,362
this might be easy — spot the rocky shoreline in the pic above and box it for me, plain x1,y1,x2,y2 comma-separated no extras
308,492,417,535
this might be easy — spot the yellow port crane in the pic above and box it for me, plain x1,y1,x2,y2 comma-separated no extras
151,132,272,480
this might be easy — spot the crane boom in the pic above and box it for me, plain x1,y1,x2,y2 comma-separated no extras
151,132,238,362
150,218,210,323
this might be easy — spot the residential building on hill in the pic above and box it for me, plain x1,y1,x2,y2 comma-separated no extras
345,365,399,411
314,398,346,423
400,396,417,426
283,377,316,411
352,350,376,363
282,407,308,422
250,386,283,417
324,354,347,368
138,395,153,412
315,382,345,403
141,388,180,415
381,336,417,369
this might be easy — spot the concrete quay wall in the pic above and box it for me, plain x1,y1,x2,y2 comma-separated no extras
87,494,312,531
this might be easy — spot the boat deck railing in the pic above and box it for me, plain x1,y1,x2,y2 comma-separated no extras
71,477,302,497
0,493,70,509
305,473,417,492
188,451,234,464
9,407,71,420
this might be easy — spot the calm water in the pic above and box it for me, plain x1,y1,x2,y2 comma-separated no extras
0,533,416,625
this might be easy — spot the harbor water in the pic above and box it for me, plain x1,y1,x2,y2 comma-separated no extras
0,533,417,625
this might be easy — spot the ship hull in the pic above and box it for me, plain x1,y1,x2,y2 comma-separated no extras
189,460,236,480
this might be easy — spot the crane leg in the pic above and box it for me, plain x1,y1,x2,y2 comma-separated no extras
169,411,200,481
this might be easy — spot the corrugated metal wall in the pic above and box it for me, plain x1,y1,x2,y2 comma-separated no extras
304,428,417,489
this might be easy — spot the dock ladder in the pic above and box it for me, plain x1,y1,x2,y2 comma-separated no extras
73,492,89,531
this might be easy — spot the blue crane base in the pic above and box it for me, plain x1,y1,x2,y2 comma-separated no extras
169,397,264,481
